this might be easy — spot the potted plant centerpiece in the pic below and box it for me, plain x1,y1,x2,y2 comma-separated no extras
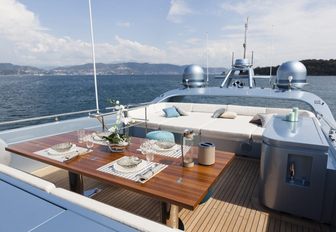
103,100,133,152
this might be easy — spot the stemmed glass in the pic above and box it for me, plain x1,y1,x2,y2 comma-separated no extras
85,134,94,151
140,140,155,162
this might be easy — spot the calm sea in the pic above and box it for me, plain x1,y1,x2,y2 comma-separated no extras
0,75,335,130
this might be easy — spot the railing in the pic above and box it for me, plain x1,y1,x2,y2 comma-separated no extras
0,109,97,126
90,102,152,132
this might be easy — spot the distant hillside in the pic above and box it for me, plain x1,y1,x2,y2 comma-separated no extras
254,59,336,76
0,63,45,75
50,62,187,75
0,62,226,76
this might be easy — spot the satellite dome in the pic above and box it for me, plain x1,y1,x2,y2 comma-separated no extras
182,64,205,88
276,61,307,89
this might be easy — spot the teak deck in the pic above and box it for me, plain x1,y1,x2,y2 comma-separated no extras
6,131,234,210
34,157,332,232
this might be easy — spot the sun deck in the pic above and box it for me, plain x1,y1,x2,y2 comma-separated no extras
34,156,331,232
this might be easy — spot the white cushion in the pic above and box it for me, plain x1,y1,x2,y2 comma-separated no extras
0,163,56,193
159,112,212,133
201,115,257,141
227,105,266,116
220,111,237,119
0,139,11,165
50,188,179,232
192,103,227,113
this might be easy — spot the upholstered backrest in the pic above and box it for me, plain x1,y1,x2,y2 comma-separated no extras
192,103,227,113
227,105,266,116
50,188,180,232
0,138,11,165
0,163,56,193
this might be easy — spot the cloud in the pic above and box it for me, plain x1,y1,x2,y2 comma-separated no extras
1,0,335,68
116,21,130,28
0,0,165,66
167,0,193,23
220,0,336,66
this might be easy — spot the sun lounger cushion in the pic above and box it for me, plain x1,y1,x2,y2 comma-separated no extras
0,163,56,193
174,105,189,116
249,113,274,128
163,107,180,118
220,111,237,119
212,108,227,118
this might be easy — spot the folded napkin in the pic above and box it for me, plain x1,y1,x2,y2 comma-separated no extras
137,163,163,183
34,146,92,162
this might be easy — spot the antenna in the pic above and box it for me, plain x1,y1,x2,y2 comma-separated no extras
231,52,234,66
269,24,274,77
251,51,254,66
243,17,249,59
206,32,209,83
88,0,100,113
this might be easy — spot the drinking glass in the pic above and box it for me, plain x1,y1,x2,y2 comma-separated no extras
85,135,94,150
77,129,85,143
145,151,155,162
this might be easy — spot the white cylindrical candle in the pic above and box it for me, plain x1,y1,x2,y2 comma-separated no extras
292,107,299,121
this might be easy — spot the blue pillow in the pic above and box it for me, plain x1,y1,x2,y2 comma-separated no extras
163,107,180,118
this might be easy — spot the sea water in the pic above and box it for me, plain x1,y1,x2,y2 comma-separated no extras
0,75,335,130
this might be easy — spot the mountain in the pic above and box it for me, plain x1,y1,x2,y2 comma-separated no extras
254,59,336,76
50,62,187,75
0,63,45,75
0,62,226,76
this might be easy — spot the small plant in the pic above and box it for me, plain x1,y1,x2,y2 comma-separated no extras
104,99,133,145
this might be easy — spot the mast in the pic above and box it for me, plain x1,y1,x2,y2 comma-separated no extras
243,17,249,59
206,32,209,83
88,0,100,113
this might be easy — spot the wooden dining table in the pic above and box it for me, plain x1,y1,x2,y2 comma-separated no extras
6,131,235,229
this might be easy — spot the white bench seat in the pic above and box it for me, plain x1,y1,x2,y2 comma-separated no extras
128,102,315,144
0,163,56,193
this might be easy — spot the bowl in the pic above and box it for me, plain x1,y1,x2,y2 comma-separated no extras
51,142,73,153
117,156,141,168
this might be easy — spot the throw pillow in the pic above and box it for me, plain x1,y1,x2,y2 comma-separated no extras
249,113,274,127
220,111,237,119
212,108,226,118
163,107,180,118
174,105,189,116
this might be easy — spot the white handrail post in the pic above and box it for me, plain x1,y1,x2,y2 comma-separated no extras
88,0,100,114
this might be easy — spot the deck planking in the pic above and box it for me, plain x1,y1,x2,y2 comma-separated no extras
34,157,332,232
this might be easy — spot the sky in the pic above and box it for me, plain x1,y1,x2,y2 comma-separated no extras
0,0,335,68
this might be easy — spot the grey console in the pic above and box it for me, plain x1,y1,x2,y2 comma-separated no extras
260,116,329,221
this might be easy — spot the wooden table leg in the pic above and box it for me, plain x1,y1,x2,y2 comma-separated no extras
68,171,84,194
68,172,101,197
161,202,183,229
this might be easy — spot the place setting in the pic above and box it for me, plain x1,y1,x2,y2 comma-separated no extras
34,132,95,162
137,139,189,159
97,154,167,184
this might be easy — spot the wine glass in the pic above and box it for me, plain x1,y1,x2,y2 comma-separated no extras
85,134,94,150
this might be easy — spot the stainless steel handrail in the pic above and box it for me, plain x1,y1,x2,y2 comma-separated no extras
90,102,153,131
0,109,97,126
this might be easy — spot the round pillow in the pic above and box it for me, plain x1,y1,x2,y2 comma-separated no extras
146,131,175,143
0,139,11,165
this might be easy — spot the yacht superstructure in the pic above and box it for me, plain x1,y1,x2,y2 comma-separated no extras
0,8,335,232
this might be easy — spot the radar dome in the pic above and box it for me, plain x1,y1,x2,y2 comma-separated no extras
276,61,307,89
182,64,205,88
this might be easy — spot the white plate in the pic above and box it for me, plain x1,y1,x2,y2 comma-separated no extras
152,144,176,152
112,161,146,174
47,145,77,156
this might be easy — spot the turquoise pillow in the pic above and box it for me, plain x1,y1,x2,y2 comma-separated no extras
163,107,180,118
